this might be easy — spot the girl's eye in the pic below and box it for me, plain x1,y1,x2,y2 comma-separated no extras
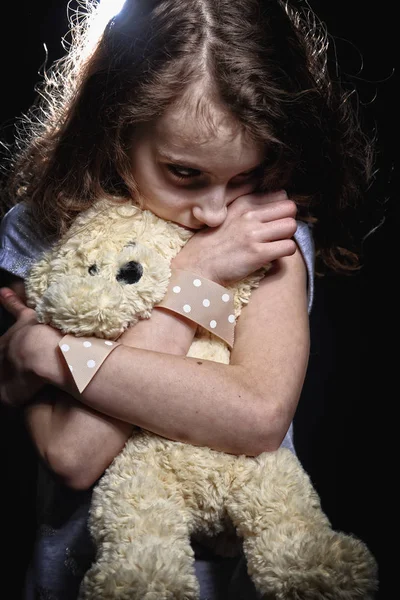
166,165,201,180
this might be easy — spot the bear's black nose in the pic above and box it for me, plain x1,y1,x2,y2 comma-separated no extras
116,261,143,284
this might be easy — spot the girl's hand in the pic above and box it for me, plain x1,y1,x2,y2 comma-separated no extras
172,190,298,286
0,288,63,407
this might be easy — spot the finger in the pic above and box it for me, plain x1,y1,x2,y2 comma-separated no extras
236,190,289,208
242,209,297,241
232,196,297,223
257,239,298,262
256,217,298,242
248,201,297,224
244,217,297,246
0,287,31,319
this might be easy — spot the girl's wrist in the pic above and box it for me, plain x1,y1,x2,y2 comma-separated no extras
170,255,218,285
156,268,236,349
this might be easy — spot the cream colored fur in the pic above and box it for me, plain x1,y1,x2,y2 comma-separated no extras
26,199,378,599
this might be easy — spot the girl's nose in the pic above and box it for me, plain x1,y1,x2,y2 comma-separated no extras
192,194,228,228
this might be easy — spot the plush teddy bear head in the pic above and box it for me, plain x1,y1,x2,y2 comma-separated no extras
25,200,193,339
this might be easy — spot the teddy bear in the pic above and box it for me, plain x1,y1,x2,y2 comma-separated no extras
25,199,378,600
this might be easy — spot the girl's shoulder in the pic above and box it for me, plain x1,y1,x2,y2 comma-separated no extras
1,200,35,232
0,201,55,279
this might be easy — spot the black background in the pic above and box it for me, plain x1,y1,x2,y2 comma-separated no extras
0,1,397,598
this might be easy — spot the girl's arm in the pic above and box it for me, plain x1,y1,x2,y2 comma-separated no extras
28,310,199,490
79,250,310,455
24,390,134,490
3,277,198,489
1,194,307,489
30,246,309,478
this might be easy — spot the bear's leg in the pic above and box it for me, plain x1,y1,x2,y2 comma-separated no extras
226,448,378,600
79,459,199,600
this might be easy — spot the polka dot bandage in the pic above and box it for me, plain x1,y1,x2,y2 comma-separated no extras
156,269,236,348
59,335,121,393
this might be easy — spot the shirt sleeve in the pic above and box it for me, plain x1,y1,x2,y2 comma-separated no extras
0,202,55,280
293,221,315,314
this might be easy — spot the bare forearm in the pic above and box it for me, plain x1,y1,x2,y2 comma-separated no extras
121,306,197,354
76,347,277,457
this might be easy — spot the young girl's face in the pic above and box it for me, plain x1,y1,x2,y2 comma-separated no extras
129,96,264,230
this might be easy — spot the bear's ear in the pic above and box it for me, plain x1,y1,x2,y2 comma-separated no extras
25,251,53,309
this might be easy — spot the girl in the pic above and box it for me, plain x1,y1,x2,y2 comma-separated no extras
0,0,374,598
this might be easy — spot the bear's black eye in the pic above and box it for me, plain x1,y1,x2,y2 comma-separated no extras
88,264,99,276
116,261,143,284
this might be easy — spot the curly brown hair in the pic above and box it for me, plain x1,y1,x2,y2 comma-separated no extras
2,0,374,274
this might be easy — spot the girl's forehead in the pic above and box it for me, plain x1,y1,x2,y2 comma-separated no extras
151,99,263,164
161,100,238,142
